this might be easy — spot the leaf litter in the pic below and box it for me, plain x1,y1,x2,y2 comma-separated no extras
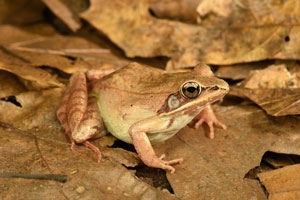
1,0,300,199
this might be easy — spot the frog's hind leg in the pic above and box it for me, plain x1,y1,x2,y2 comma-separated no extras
57,72,106,163
57,83,76,149
73,97,107,163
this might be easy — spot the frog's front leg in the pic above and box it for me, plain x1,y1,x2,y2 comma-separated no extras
192,105,227,139
129,118,183,173
57,72,107,163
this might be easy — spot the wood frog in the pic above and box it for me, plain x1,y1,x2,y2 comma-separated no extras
57,62,229,173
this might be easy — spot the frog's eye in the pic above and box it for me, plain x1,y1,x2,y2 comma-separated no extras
180,81,201,99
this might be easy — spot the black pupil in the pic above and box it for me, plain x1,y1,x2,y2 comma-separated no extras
187,86,197,94
184,85,200,98
181,81,201,99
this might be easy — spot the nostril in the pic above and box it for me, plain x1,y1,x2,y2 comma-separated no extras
209,86,219,90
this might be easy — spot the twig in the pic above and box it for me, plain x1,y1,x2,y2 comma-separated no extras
0,173,67,183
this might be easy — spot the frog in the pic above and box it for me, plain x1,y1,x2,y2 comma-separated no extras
57,62,229,173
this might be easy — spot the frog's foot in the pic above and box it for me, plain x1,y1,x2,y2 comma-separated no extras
193,105,226,139
145,154,183,173
84,141,102,163
130,129,183,173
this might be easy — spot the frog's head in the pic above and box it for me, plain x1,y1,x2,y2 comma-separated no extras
157,64,229,116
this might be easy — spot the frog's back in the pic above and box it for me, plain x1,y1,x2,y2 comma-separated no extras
97,62,163,93
97,62,222,95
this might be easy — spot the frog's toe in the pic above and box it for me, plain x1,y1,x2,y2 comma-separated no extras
214,120,227,130
161,159,183,173
159,154,183,164
163,158,184,165
157,155,183,173
162,165,176,173
194,118,205,129
70,140,75,150
158,154,166,160
143,155,183,173
84,141,102,163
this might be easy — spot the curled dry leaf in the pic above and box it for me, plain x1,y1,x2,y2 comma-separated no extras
238,88,300,116
231,64,300,116
0,61,63,90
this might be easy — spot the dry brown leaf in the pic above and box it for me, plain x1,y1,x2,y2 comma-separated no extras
0,24,130,74
243,64,299,89
230,64,300,116
258,164,300,200
0,61,63,89
197,0,300,27
0,88,64,130
238,88,300,116
0,24,57,45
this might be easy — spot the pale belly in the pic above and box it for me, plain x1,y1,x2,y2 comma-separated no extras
100,103,203,144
